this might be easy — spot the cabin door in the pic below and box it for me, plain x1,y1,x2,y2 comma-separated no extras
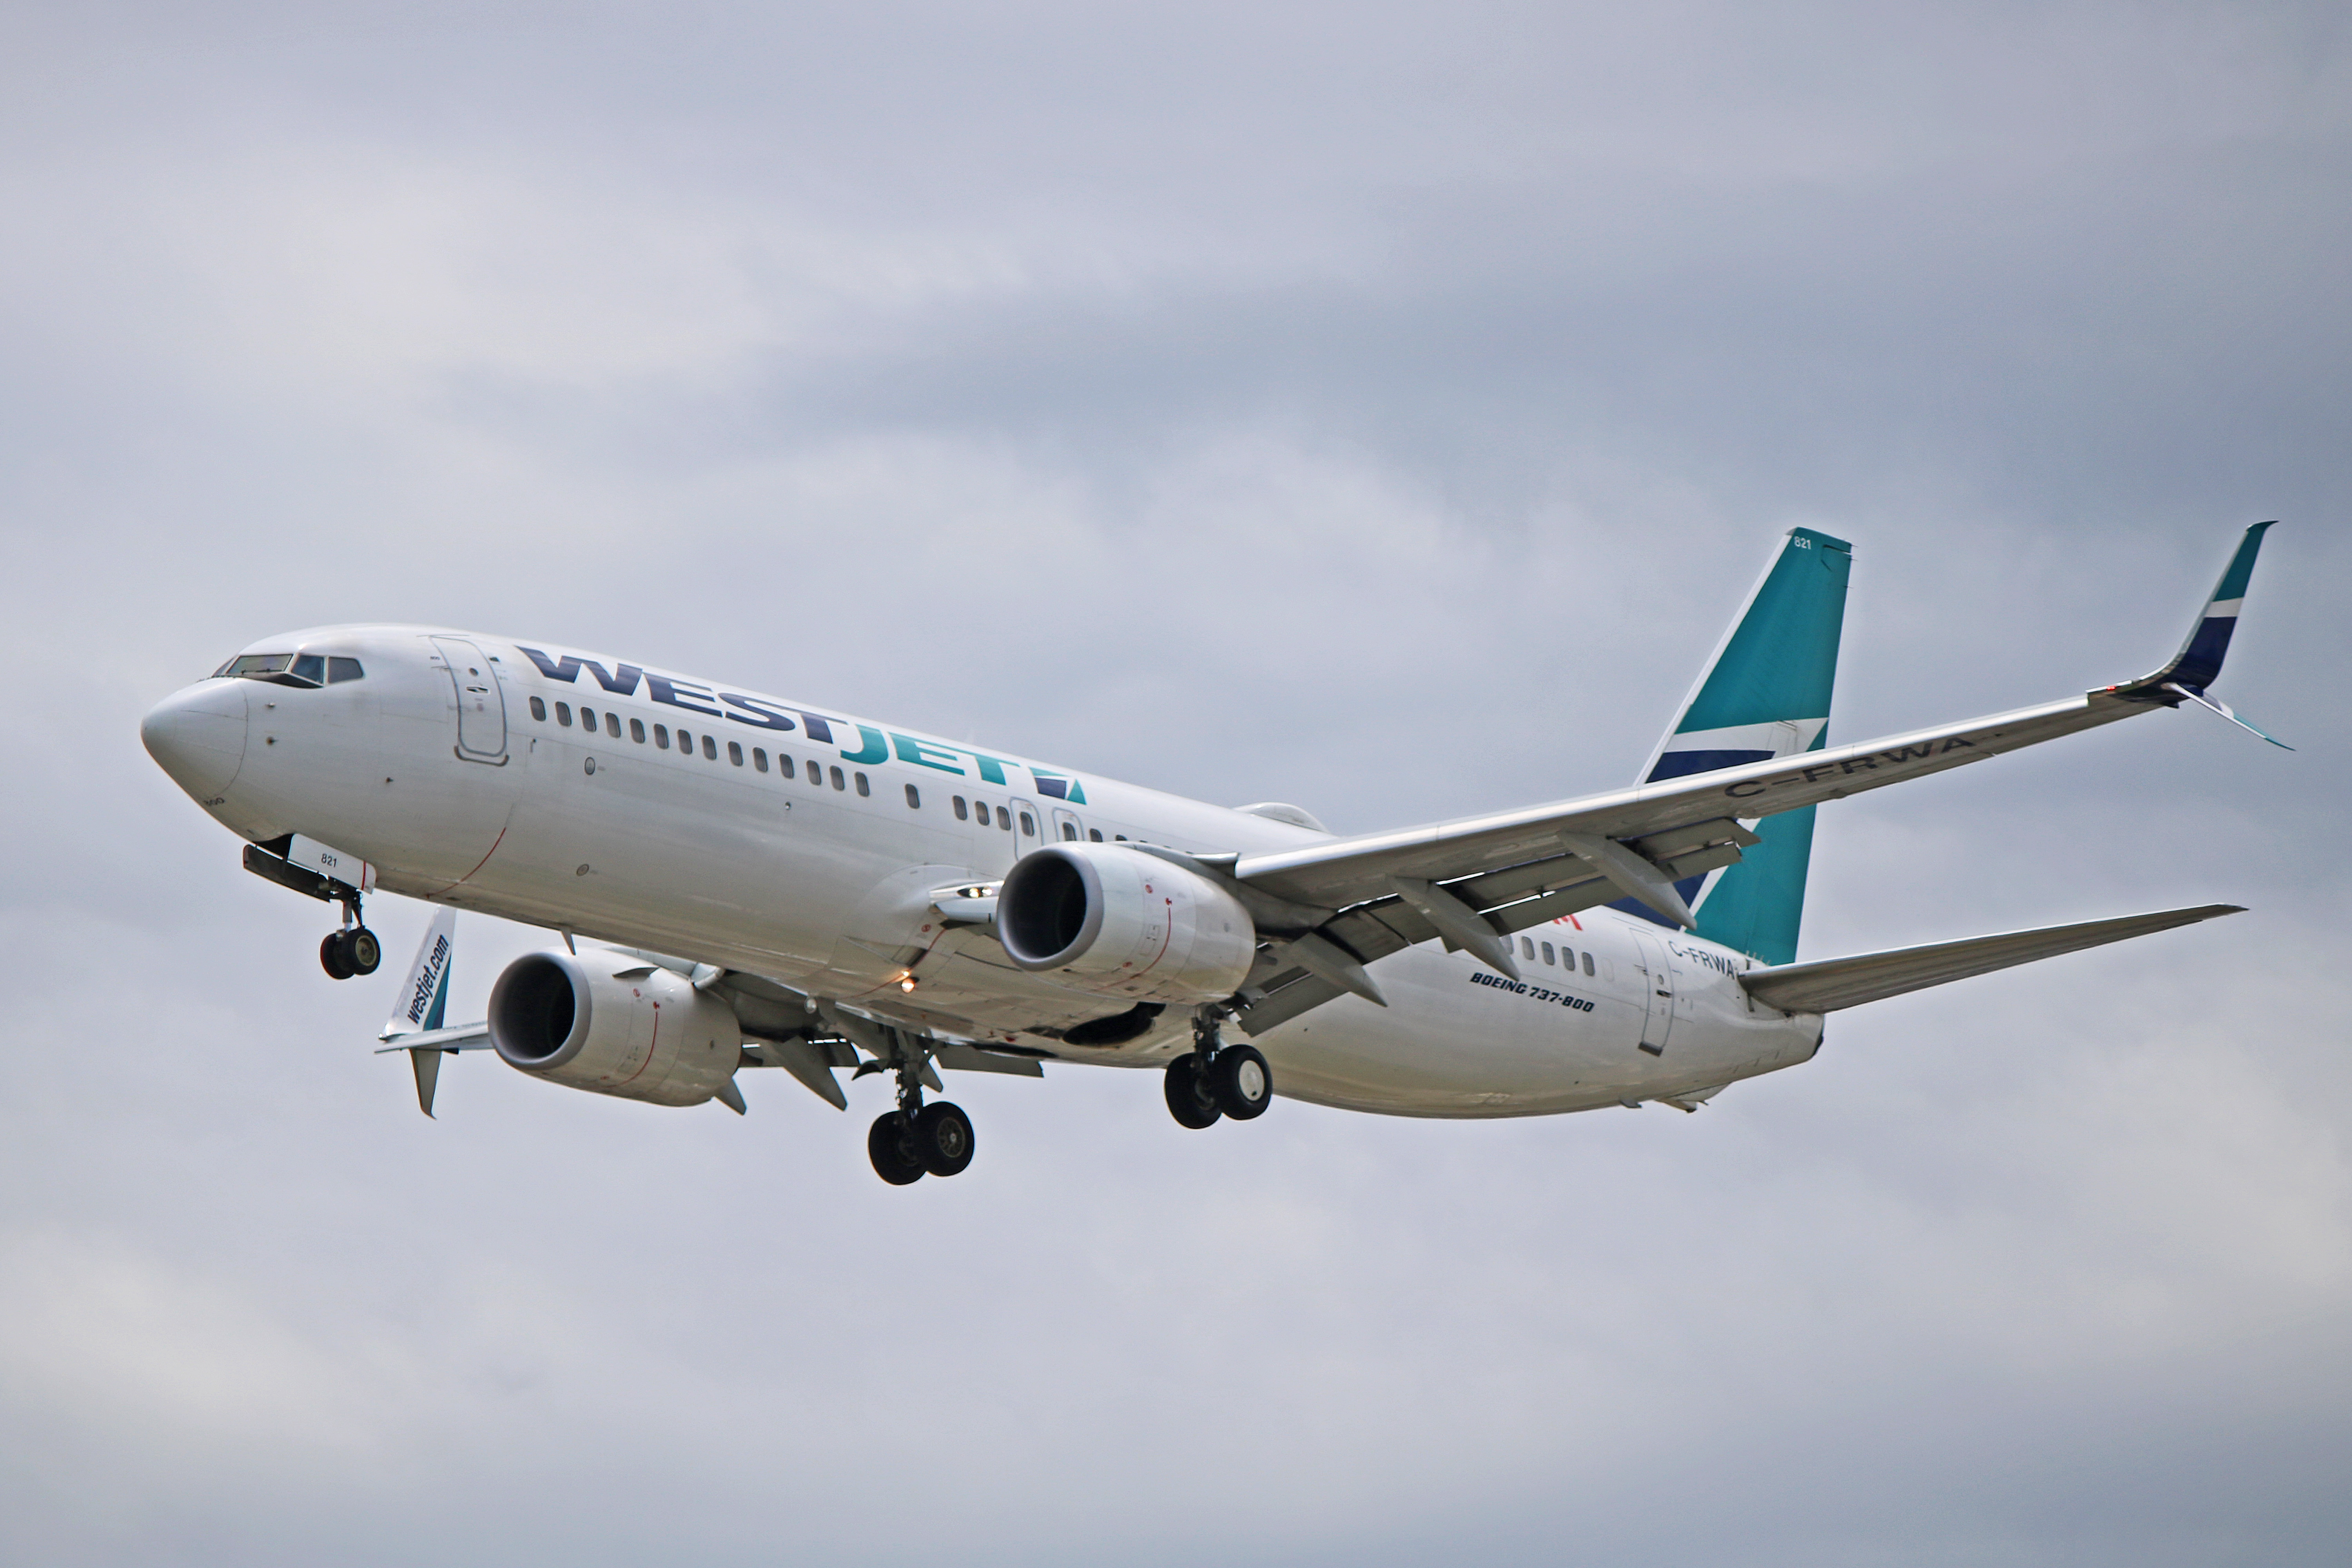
429,637,508,763
1630,929,1676,1056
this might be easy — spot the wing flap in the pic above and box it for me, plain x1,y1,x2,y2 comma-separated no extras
1738,904,2244,1014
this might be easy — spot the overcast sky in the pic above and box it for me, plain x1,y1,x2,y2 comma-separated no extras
3,3,2348,1563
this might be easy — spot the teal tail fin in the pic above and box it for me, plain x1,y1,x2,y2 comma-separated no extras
1616,527,1853,964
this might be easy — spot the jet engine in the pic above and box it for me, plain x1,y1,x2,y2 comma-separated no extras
996,843,1256,1006
487,949,742,1107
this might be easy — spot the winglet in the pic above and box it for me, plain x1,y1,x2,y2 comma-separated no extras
381,909,459,1118
408,1047,443,1118
2163,682,2294,750
381,907,457,1041
2128,521,2274,699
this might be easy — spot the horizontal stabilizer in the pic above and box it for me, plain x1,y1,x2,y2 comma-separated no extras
369,1023,492,1054
1739,904,2244,1014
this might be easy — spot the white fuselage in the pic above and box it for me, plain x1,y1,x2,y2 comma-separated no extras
146,625,1823,1116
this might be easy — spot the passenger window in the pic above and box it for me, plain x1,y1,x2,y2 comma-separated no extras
327,657,365,683
582,708,599,733
1582,951,1595,976
953,797,969,820
904,784,920,808
1018,811,1035,836
728,740,743,766
830,766,846,790
996,806,1011,830
779,754,795,779
1089,829,1103,841
655,724,670,749
626,718,642,742
529,696,547,721
555,702,573,726
1114,834,1127,841
704,735,717,760
855,771,869,795
678,729,693,753
1541,942,1554,965
290,653,326,686
753,748,769,773
1522,937,1536,960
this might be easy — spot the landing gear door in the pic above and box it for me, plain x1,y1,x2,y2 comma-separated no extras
429,637,508,764
1630,929,1675,1055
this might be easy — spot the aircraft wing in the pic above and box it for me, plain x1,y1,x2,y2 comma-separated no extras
1238,688,2153,911
1225,524,2276,1034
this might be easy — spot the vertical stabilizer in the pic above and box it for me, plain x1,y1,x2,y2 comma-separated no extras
1616,528,1852,963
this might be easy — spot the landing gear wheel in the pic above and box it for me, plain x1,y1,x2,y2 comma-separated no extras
914,1101,976,1177
319,930,356,980
347,927,382,975
867,1112,927,1185
1209,1044,1273,1120
1164,1053,1222,1129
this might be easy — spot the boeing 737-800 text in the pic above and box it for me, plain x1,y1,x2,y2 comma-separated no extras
140,525,2281,1183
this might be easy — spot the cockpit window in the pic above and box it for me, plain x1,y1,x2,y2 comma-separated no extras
214,651,365,688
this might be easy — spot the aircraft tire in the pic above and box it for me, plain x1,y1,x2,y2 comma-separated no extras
915,1101,976,1177
319,930,356,980
867,1112,927,1185
348,927,383,975
1163,1053,1222,1130
1209,1045,1273,1120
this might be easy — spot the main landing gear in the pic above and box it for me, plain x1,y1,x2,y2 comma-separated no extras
318,892,381,980
1163,1013,1273,1130
867,1045,975,1185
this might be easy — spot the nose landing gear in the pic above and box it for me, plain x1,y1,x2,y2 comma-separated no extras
318,893,381,980
1164,1012,1273,1129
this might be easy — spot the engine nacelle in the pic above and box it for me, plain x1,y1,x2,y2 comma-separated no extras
996,843,1257,1006
487,950,742,1107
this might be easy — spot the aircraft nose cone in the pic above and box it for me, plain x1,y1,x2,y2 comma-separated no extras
142,679,250,802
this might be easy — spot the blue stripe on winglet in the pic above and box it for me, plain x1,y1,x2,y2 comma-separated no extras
2157,521,2273,694
2212,521,2272,604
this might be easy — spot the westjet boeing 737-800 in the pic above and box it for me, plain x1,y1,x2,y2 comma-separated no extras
140,525,2282,1184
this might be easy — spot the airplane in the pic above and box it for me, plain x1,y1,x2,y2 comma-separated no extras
139,523,2283,1184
